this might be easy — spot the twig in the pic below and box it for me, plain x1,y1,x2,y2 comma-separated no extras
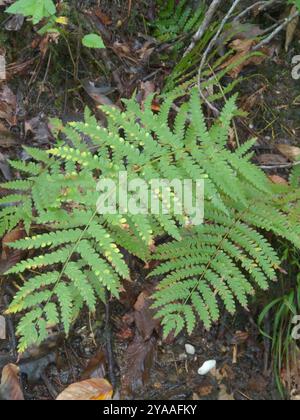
3,296,17,360
234,0,282,22
40,371,58,400
184,0,222,57
197,0,243,114
259,161,300,169
104,292,116,389
253,11,300,51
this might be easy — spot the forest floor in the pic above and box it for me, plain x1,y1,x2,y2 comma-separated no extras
0,0,299,400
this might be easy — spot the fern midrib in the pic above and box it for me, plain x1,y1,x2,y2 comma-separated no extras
183,206,251,306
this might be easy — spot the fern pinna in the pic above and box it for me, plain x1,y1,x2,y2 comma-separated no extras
1,90,300,351
153,0,204,44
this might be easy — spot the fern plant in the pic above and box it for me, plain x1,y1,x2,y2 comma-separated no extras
1,90,300,351
153,0,205,44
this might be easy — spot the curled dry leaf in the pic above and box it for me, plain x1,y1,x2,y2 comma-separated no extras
56,378,113,400
276,144,300,162
0,364,24,400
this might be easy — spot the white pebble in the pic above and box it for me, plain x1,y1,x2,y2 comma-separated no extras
198,360,217,376
185,344,196,355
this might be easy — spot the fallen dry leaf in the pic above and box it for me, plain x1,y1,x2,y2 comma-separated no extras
0,225,26,274
256,154,288,166
276,144,300,162
81,351,106,380
2,225,25,258
219,38,266,78
121,289,160,395
268,175,289,185
134,291,160,340
121,334,157,394
56,378,113,400
218,384,235,401
0,84,16,125
0,364,24,400
94,8,112,26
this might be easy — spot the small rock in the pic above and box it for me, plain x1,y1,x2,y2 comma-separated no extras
185,343,196,355
198,360,217,376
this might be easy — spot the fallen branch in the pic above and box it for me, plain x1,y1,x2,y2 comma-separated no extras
184,0,222,57
259,161,300,170
234,0,283,22
253,10,300,50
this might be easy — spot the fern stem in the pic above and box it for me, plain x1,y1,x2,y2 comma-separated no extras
184,208,246,306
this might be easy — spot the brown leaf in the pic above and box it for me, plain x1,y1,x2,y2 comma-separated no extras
197,384,214,397
121,334,157,394
276,144,300,162
134,291,160,340
94,8,112,26
0,84,16,125
218,384,235,401
56,378,113,400
219,39,266,78
247,374,268,393
24,116,52,145
0,364,24,400
231,331,249,345
81,351,106,380
0,225,26,275
2,225,25,258
256,154,288,166
268,175,289,185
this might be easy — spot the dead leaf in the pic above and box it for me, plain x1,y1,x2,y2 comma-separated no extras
0,225,26,274
121,334,157,394
247,374,268,393
0,364,24,400
256,154,288,166
5,14,25,31
218,384,235,400
276,144,300,162
94,8,112,26
268,175,289,185
241,86,267,112
219,38,266,78
56,378,113,400
2,225,25,258
81,351,106,380
0,315,6,340
24,116,52,145
134,291,160,340
231,331,249,345
285,6,299,52
197,384,214,397
0,84,16,125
